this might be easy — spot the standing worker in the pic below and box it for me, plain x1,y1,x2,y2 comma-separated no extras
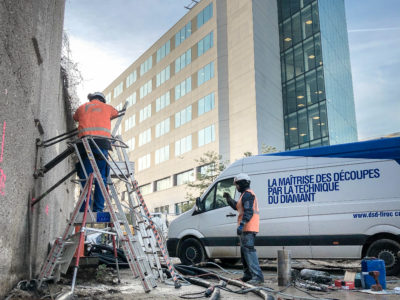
73,92,118,212
223,173,264,285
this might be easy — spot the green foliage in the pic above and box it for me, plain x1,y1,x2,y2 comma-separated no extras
261,144,279,154
243,151,252,157
184,151,226,212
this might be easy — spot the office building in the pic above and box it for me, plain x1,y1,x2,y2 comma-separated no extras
104,0,357,215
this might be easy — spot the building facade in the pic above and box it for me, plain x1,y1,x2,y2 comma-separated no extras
104,0,357,215
279,0,357,149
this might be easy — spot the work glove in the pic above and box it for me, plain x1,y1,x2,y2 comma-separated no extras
237,223,244,235
223,192,231,200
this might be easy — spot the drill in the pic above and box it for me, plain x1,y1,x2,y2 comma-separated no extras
362,271,382,291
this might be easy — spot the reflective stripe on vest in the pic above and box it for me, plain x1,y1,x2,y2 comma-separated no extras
236,189,260,233
78,127,111,135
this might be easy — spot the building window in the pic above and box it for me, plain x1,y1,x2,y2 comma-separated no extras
138,154,151,171
126,137,135,152
198,92,215,116
198,163,217,177
105,92,112,104
175,135,192,156
197,62,214,86
175,105,192,128
126,70,137,87
124,114,136,132
176,169,194,186
140,80,152,99
156,118,170,138
156,40,171,62
198,124,215,147
155,177,172,191
175,77,192,100
156,65,170,87
155,205,169,214
126,92,136,108
175,49,192,73
198,31,214,57
139,128,151,146
139,183,152,195
156,91,170,112
115,103,123,111
197,3,213,29
139,104,151,123
113,82,123,98
140,56,153,76
155,145,170,164
175,21,191,47
175,201,191,215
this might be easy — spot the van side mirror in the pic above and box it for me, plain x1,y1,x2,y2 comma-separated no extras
195,197,201,211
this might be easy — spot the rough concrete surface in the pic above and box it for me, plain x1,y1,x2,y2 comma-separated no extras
0,0,77,298
4,263,400,300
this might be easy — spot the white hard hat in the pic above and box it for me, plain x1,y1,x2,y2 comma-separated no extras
88,92,106,103
234,173,250,182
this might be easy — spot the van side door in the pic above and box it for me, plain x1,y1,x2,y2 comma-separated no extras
196,178,239,258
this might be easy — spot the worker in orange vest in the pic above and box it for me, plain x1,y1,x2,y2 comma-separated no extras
73,92,118,212
223,173,264,285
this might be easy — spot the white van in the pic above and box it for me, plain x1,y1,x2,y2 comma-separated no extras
167,137,400,275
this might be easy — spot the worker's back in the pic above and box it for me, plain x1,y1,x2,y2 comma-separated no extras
73,100,118,138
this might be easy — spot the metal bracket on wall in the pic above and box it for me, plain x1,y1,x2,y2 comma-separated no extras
32,37,43,65
34,119,44,135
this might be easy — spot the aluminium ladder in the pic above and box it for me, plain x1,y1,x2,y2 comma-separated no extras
36,101,180,292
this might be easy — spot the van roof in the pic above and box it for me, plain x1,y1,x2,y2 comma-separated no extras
265,137,400,162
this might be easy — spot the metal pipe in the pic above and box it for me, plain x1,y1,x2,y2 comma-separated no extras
31,168,76,206
277,249,291,286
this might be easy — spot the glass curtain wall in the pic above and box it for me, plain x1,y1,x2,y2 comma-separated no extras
278,0,329,150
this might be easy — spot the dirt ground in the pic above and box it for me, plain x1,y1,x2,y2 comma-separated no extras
5,259,400,300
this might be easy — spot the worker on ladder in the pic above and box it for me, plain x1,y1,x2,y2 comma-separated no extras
73,92,118,212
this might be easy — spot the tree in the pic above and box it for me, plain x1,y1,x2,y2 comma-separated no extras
261,144,279,154
243,151,252,157
183,151,226,212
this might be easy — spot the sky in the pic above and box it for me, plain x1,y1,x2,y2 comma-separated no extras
64,0,400,141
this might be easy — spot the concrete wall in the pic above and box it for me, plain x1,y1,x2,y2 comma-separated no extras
0,0,75,297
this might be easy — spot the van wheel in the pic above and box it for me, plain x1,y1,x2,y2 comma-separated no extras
179,238,205,265
366,239,400,275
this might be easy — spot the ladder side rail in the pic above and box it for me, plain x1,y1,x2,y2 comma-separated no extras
87,137,130,184
73,142,96,223
120,145,179,284
108,180,157,287
115,142,163,279
81,137,152,292
108,141,140,230
38,179,90,284
118,145,166,281
111,101,128,137
131,179,181,288
71,173,94,294
107,182,138,278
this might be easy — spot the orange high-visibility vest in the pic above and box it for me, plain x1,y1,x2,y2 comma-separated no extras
73,100,118,138
236,189,260,233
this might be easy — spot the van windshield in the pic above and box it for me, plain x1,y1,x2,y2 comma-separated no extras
201,178,236,212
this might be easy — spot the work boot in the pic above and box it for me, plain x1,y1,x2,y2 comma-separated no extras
240,276,252,282
247,278,264,286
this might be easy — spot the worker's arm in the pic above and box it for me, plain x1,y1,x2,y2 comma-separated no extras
223,192,237,210
241,191,254,224
109,105,119,119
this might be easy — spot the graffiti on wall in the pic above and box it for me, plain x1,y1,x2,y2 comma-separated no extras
0,121,6,195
